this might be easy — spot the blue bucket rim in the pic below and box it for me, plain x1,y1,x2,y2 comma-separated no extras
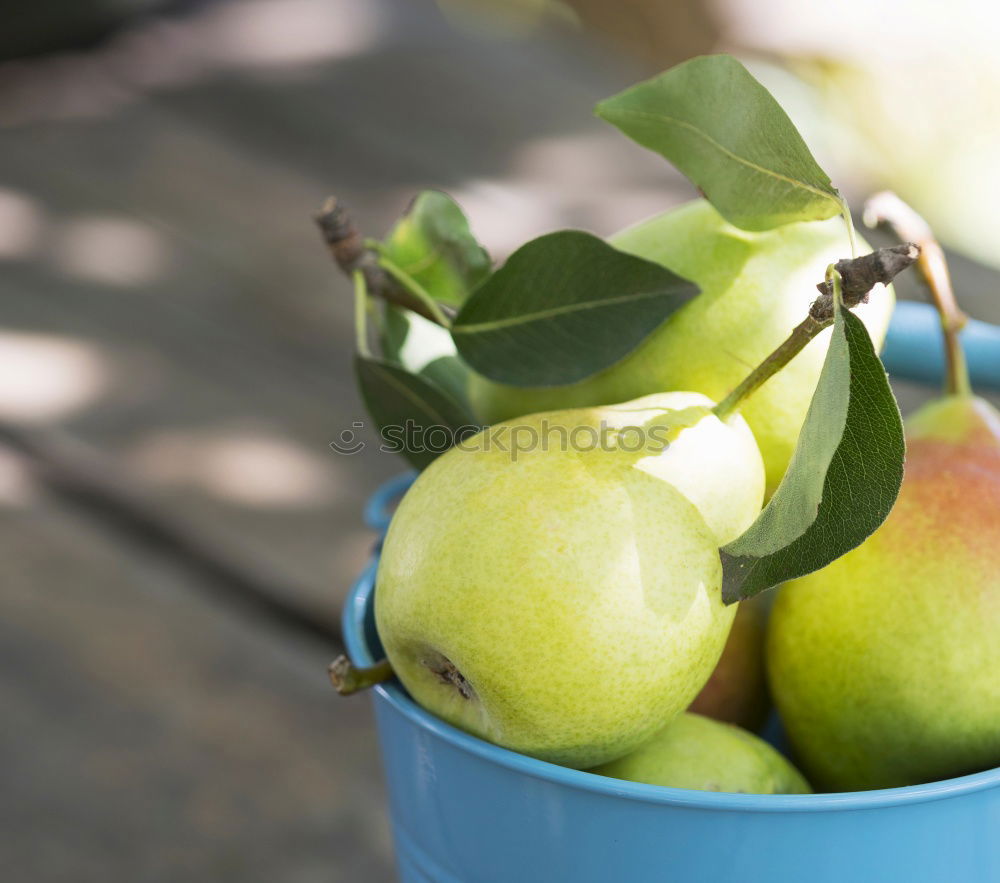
344,553,1000,815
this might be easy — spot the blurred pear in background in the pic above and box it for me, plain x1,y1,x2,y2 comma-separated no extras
718,0,1000,271
440,0,1000,273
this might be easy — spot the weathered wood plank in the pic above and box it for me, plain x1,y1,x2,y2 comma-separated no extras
0,447,393,882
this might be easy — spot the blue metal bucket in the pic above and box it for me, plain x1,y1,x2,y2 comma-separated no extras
343,301,1000,883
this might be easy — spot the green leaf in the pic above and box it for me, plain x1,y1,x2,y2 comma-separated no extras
596,54,843,232
719,300,905,602
381,190,491,307
419,356,472,410
355,356,479,470
451,231,699,386
381,305,472,408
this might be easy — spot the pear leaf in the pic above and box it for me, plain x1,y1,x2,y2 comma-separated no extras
354,356,479,470
451,230,699,386
596,54,843,232
381,190,491,307
381,305,472,408
719,298,905,602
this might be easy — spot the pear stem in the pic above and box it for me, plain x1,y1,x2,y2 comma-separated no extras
713,313,830,421
328,655,394,696
378,255,453,328
353,270,372,358
863,192,972,397
713,242,919,421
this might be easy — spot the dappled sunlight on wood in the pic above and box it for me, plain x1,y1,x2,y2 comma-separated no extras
127,427,340,509
0,187,44,259
200,0,386,69
0,0,389,126
0,331,111,423
51,215,169,287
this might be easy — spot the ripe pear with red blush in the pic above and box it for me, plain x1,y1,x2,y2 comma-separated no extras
768,214,1000,791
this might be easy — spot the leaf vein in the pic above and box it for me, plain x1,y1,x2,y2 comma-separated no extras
453,287,676,334
606,108,837,205
369,362,452,427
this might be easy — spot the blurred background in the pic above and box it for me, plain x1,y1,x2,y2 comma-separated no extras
1,1,998,879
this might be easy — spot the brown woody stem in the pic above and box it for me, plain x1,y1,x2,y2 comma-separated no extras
315,197,445,326
863,192,971,397
812,243,920,313
328,655,394,696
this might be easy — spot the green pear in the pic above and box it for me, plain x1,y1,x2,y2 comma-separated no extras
468,199,894,493
591,712,811,794
375,392,765,768
768,394,1000,791
688,596,770,731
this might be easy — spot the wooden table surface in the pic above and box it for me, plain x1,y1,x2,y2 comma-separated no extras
1,1,997,879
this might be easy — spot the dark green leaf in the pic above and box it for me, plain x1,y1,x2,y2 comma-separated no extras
451,230,699,386
596,54,843,232
419,355,471,409
355,356,479,470
381,305,472,408
719,300,905,602
381,190,491,307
